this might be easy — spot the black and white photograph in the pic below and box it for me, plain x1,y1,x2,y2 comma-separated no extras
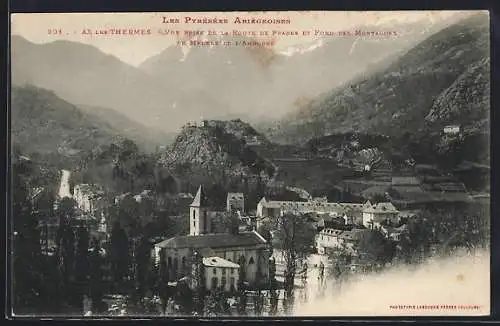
9,10,491,317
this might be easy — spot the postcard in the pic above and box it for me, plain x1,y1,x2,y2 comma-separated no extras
9,11,491,318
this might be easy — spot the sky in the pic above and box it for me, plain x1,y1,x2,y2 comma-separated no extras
10,11,479,66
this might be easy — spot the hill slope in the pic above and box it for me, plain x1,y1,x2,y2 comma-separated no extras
267,13,490,151
11,36,184,132
11,85,125,165
78,105,175,151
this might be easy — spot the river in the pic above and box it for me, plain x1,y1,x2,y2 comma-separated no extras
293,250,490,316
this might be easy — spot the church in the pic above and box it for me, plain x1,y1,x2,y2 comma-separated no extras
153,185,271,290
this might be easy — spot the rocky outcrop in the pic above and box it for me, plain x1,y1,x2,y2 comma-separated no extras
161,121,275,181
426,57,490,132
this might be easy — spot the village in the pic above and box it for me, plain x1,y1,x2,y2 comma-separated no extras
30,131,487,316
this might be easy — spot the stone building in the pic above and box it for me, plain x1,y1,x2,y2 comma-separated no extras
202,256,240,292
361,200,399,228
227,192,245,213
153,185,271,290
256,196,364,220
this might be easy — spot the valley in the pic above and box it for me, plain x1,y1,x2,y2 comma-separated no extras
10,11,490,318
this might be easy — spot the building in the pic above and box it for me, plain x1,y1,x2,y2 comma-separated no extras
380,224,408,241
316,228,345,254
202,256,240,292
316,228,374,256
73,184,105,215
342,207,364,226
154,185,271,290
362,201,399,228
256,197,364,219
443,125,461,135
227,192,245,213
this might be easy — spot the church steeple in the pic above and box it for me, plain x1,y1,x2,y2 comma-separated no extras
190,185,211,236
190,185,209,208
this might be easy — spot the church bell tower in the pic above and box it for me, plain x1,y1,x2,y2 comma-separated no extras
190,185,211,235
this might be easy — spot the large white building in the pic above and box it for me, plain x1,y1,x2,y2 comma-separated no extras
257,196,365,222
154,185,271,290
202,256,240,292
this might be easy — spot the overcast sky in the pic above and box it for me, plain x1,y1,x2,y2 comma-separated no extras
11,11,478,66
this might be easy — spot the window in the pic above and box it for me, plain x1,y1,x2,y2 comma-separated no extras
222,268,226,275
211,277,218,290
231,268,234,274
230,277,235,290
173,257,178,272
182,256,186,270
168,257,172,266
213,268,217,275
221,277,226,289
249,257,255,264
203,211,208,232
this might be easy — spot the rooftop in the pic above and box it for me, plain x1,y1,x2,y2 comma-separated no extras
154,231,267,250
320,228,344,236
363,202,398,214
342,228,377,242
190,185,209,207
203,256,240,268
259,197,364,214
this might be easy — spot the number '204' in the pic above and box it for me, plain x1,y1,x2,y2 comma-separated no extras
48,29,62,35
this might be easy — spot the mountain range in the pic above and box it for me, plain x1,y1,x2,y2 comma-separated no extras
265,12,490,158
11,14,464,135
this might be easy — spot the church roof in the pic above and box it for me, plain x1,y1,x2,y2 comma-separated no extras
190,185,209,207
154,231,267,250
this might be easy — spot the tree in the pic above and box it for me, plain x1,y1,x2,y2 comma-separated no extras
57,222,76,301
204,287,230,317
55,196,77,296
213,211,239,234
117,195,140,235
74,227,90,311
357,230,395,266
253,290,264,316
174,281,194,315
89,239,105,314
272,212,315,297
236,285,247,316
134,234,152,304
109,221,130,291
56,197,77,225
12,157,44,312
191,251,206,315
370,193,388,204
